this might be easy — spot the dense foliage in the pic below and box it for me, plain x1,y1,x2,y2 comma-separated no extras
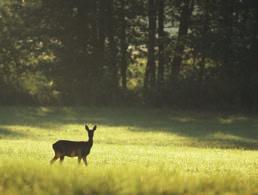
0,0,257,109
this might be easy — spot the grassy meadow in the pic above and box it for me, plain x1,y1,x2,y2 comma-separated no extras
1,106,258,194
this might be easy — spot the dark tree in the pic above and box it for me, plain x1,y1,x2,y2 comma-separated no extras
119,0,128,91
107,0,119,92
170,0,194,82
157,0,165,89
144,0,157,91
1,0,258,109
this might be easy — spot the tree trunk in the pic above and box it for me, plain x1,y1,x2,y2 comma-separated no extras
241,1,258,108
170,0,194,82
221,0,234,76
107,0,118,91
144,0,157,90
157,0,165,89
120,0,127,91
198,2,209,86
97,0,105,74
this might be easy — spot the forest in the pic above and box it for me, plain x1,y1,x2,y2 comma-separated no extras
0,0,258,109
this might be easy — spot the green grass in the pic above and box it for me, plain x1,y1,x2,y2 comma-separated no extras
1,106,258,194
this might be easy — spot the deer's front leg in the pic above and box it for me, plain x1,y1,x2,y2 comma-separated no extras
82,157,88,166
78,157,82,164
60,156,65,164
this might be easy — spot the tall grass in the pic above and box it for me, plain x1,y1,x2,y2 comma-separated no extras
0,107,258,194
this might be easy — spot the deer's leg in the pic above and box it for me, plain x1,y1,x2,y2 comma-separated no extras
82,157,88,166
78,157,82,164
50,155,59,165
60,156,65,164
50,152,60,165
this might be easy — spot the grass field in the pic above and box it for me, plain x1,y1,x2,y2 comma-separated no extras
1,106,258,194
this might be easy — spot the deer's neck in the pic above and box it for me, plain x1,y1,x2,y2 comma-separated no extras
88,137,93,146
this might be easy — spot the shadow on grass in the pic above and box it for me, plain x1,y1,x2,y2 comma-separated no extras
0,127,27,139
0,106,258,149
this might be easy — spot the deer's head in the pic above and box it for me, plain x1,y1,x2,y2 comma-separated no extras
85,125,97,139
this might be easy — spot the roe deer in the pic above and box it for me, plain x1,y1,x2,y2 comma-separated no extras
50,124,97,166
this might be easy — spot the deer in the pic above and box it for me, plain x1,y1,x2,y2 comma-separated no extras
50,124,97,166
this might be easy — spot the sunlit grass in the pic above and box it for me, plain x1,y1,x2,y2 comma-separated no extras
0,106,258,194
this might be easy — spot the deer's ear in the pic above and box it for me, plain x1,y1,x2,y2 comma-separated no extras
85,125,90,131
93,125,97,131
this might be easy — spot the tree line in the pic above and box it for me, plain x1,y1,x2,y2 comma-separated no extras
0,0,258,109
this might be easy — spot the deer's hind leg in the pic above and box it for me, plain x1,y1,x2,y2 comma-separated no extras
50,153,60,165
50,156,58,164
